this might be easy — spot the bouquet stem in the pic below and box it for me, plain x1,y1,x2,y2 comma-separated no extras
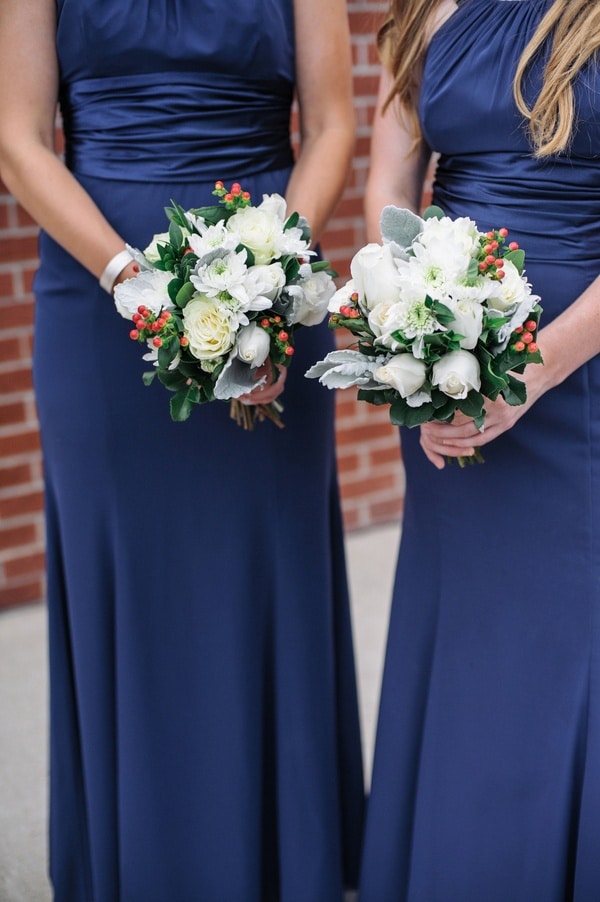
448,448,485,467
229,399,285,430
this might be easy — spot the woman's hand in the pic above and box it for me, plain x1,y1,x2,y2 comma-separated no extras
238,363,287,406
419,399,526,469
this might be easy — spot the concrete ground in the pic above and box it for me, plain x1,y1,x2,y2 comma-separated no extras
0,521,400,902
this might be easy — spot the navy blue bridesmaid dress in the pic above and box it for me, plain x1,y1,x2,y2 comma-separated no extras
33,2,364,899
360,1,600,900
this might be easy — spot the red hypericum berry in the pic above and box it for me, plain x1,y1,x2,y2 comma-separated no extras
485,254,496,265
514,325,524,334
514,340,526,352
230,183,242,195
224,193,233,203
486,231,494,239
137,305,147,315
242,191,251,201
496,269,506,279
215,180,224,190
274,315,282,323
180,336,189,347
498,228,509,238
132,263,140,273
484,244,493,254
129,329,139,340
525,319,537,332
350,291,359,303
152,337,162,348
478,262,488,272
508,241,520,251
285,346,295,356
132,313,142,323
522,331,533,344
528,342,538,353
260,318,270,327
495,258,504,268
490,240,499,250
278,331,289,341
348,309,360,318
339,305,350,316
151,322,161,333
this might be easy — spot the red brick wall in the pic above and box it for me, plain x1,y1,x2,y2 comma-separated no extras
0,0,405,610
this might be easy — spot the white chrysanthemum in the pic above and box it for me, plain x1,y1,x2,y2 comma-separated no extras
187,221,240,259
113,269,175,319
190,250,271,318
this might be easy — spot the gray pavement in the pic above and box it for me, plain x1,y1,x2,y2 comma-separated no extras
0,521,400,902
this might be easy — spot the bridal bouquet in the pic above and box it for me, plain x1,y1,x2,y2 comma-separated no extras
306,205,543,462
114,181,336,427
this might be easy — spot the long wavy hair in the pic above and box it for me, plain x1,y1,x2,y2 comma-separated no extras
378,0,600,157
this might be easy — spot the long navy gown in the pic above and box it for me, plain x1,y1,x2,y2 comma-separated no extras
360,1,600,900
33,2,364,899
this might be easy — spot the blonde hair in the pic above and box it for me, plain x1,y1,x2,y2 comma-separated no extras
379,0,600,157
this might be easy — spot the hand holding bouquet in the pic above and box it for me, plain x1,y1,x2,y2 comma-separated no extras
114,181,336,428
306,205,543,463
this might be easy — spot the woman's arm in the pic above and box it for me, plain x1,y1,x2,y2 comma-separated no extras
284,0,355,243
365,67,432,242
0,0,138,290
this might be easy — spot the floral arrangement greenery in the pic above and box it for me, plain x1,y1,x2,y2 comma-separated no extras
114,181,336,428
306,205,543,463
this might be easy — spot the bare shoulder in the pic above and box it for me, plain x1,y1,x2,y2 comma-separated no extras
427,0,459,40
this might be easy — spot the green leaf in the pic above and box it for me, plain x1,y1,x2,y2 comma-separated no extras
142,371,157,386
456,390,485,419
422,205,445,220
505,248,525,274
170,386,199,421
168,277,184,304
284,211,300,230
175,280,197,307
389,398,435,427
168,219,183,249
157,369,187,391
501,374,527,406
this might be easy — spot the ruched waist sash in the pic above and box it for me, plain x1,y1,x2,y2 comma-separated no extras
60,71,295,182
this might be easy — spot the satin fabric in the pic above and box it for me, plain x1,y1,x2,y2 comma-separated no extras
360,1,600,900
35,2,364,899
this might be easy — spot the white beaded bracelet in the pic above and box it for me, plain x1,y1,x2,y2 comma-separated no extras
99,248,135,294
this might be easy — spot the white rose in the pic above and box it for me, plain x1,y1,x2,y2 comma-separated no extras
226,206,285,265
113,269,175,319
368,301,407,352
290,264,336,326
235,322,271,368
432,350,481,399
257,193,287,221
182,296,236,360
350,243,402,311
447,298,484,349
374,354,428,399
248,262,286,301
486,260,530,313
